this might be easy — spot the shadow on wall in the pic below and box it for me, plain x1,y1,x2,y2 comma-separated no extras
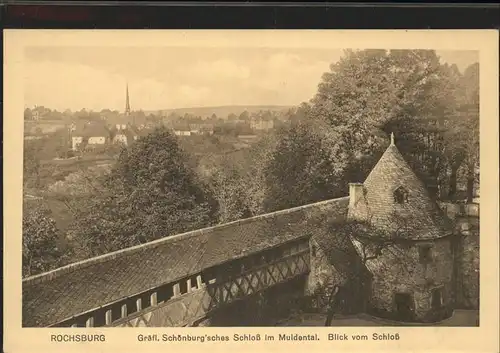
203,276,308,327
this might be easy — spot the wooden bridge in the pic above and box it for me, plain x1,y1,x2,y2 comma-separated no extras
108,239,310,327
23,197,349,328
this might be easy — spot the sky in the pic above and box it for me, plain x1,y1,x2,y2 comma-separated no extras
24,46,478,112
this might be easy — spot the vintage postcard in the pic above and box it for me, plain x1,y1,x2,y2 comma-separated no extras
3,30,499,352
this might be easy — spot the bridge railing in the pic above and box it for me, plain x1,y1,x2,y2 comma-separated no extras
105,244,310,327
55,237,311,328
207,247,310,310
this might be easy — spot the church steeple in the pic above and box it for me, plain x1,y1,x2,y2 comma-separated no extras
125,82,131,116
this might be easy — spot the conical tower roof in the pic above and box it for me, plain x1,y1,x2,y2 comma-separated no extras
356,134,452,240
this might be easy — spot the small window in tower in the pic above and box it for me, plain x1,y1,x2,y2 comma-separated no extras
419,245,433,264
393,186,409,204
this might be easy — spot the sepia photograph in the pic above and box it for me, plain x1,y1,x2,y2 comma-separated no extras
18,40,482,329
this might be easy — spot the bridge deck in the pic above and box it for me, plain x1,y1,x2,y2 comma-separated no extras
23,197,348,327
110,248,310,327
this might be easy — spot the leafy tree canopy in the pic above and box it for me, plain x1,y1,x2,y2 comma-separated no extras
265,49,479,209
23,206,66,277
70,126,219,258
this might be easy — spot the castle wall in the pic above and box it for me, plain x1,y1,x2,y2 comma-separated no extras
306,240,348,312
307,240,347,296
457,233,479,309
365,236,455,322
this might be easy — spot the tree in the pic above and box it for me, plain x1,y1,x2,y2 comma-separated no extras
315,50,455,185
460,64,480,202
24,108,32,120
70,126,219,258
263,121,345,212
239,110,250,121
284,103,310,125
75,108,90,120
49,109,64,120
230,132,278,217
23,129,70,188
63,109,73,119
207,155,252,223
23,140,41,189
88,111,102,122
31,129,69,161
133,109,147,125
268,49,466,205
23,206,65,277
47,165,111,199
442,63,479,201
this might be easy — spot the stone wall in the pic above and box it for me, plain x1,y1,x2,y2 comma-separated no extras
306,239,348,312
458,234,479,309
365,236,455,322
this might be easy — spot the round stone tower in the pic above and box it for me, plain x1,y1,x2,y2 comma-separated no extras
347,133,456,322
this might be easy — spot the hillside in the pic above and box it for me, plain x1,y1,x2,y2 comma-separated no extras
25,120,68,134
146,105,293,119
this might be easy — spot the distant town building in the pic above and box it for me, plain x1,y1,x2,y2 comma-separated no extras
31,106,40,121
189,123,214,135
250,118,274,131
72,123,111,151
172,123,192,136
112,129,129,145
174,130,191,137
111,125,140,146
71,136,84,151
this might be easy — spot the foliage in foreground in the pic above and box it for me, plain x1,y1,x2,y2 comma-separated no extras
22,206,66,277
68,127,219,258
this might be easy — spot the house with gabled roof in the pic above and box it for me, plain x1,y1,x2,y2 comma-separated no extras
189,123,214,135
172,123,192,136
110,124,139,146
71,123,111,151
250,118,274,132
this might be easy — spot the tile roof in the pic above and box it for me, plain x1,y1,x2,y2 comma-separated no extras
106,115,127,125
172,123,191,131
350,140,453,240
74,124,110,138
23,197,349,327
114,127,138,138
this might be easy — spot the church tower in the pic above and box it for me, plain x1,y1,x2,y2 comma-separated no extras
125,83,131,116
